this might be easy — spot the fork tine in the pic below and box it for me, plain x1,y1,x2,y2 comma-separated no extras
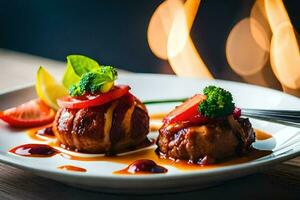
242,110,300,121
241,114,300,128
242,113,300,123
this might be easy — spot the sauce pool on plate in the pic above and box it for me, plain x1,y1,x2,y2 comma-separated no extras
9,144,58,157
9,126,274,174
255,130,273,140
27,125,55,141
36,126,55,137
114,159,168,175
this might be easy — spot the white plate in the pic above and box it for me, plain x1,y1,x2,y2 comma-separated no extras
0,74,300,194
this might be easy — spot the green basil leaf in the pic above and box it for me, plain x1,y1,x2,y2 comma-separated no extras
62,63,80,89
62,55,100,88
67,55,100,76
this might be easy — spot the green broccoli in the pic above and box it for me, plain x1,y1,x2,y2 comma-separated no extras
198,85,234,118
69,84,83,97
69,66,117,96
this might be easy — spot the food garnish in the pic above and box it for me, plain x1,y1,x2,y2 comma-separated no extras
163,94,207,124
1,55,127,128
36,66,68,110
62,55,100,89
198,85,235,118
69,66,117,97
57,85,130,109
56,55,126,109
62,55,116,94
36,55,122,110
163,85,238,125
0,99,55,128
62,55,117,96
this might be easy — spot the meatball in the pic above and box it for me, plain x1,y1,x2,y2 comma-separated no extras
157,116,255,164
53,94,149,153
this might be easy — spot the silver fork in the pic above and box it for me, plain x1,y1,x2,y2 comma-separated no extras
241,108,300,128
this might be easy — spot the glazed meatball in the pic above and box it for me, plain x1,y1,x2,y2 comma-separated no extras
157,116,255,164
53,94,149,153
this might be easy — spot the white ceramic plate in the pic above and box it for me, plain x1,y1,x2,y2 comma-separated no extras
0,74,300,194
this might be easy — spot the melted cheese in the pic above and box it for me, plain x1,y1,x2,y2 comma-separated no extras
122,102,136,138
103,102,118,151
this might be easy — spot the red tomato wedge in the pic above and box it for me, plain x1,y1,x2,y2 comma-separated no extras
163,94,207,124
233,107,241,119
57,85,130,109
0,99,55,128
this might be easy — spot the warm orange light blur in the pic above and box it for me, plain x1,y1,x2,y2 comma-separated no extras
265,0,300,90
250,0,272,51
147,0,212,78
148,0,299,96
147,0,178,60
226,18,269,76
226,0,299,95
226,0,275,86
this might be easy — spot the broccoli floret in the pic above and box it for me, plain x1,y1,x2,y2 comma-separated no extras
69,66,117,97
198,85,234,118
69,84,83,96
101,66,118,78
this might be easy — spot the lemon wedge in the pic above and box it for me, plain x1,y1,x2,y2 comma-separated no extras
36,66,68,110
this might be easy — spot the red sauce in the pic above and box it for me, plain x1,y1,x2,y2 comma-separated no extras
114,159,168,174
58,165,87,172
61,130,272,171
27,125,55,141
37,127,55,137
17,127,273,174
47,137,155,156
9,144,58,157
57,146,271,171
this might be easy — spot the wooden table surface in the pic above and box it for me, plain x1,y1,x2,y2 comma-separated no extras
0,49,299,199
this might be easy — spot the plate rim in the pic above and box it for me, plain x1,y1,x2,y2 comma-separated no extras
0,73,300,181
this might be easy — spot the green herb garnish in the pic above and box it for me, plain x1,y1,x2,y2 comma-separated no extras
60,54,118,97
69,66,117,96
198,85,234,118
62,55,100,88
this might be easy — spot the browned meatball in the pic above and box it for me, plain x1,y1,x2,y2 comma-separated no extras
53,94,149,153
157,116,255,164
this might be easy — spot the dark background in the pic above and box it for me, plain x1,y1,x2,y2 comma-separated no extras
0,0,299,80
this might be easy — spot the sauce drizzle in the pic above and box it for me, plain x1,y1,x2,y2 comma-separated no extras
9,144,58,157
114,159,168,174
37,127,55,137
17,127,274,175
27,125,55,141
58,165,87,172
256,130,273,140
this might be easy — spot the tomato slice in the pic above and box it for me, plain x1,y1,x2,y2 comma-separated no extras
57,85,130,109
0,99,55,128
163,94,207,124
233,107,241,119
